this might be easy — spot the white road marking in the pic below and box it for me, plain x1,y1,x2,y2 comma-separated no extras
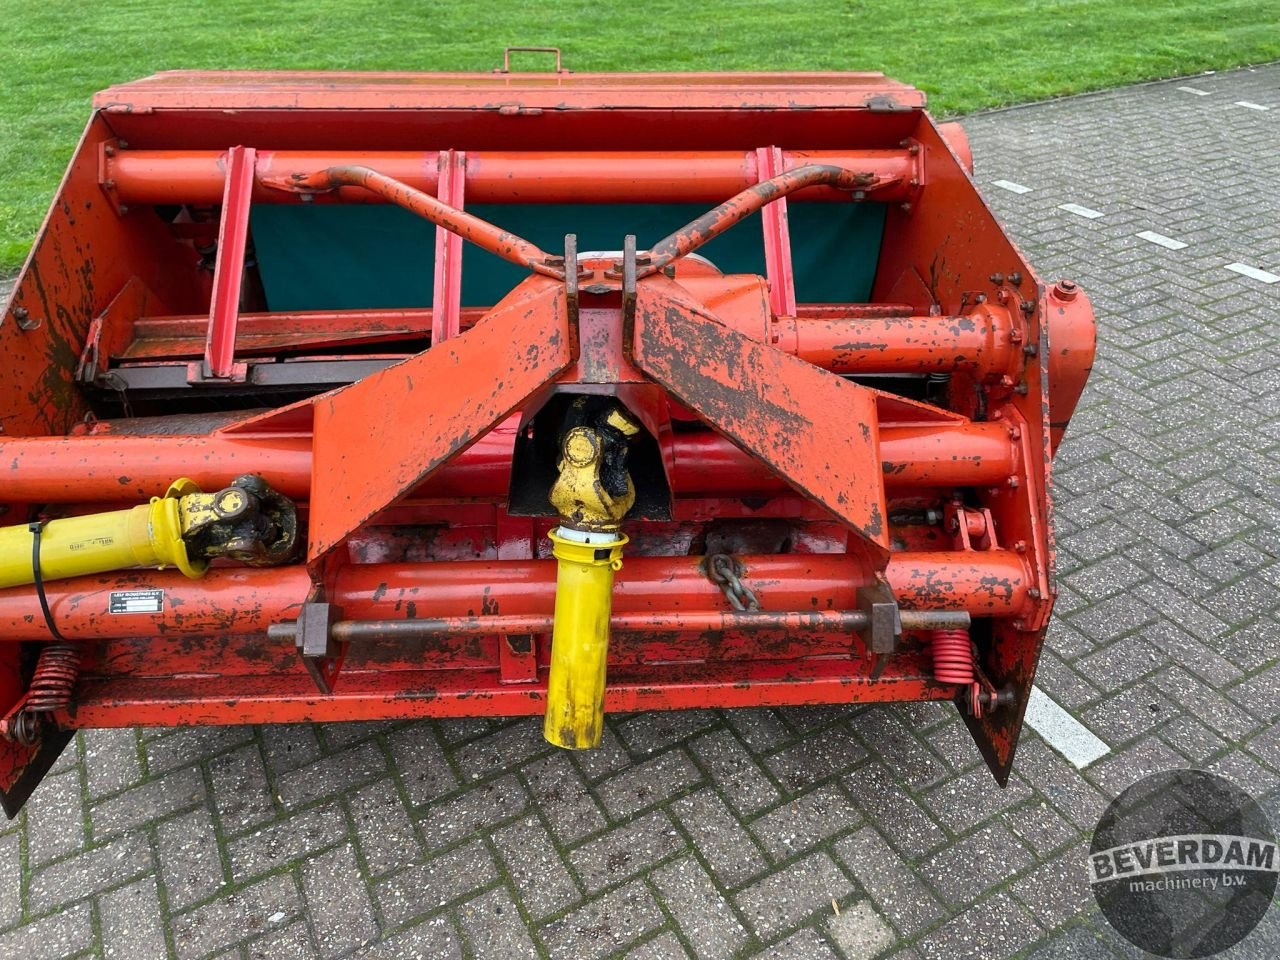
1177,86,1212,96
1225,262,1280,284
1024,685,1111,768
1059,202,1104,220
993,179,1032,194
1136,230,1188,250
1233,101,1271,111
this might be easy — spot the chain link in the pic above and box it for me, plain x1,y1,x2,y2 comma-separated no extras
706,553,761,612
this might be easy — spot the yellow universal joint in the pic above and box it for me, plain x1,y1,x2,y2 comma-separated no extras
0,479,207,590
542,404,639,750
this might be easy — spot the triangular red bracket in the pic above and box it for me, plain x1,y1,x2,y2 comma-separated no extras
630,275,890,572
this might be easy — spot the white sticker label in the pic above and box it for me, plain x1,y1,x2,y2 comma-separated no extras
109,589,164,614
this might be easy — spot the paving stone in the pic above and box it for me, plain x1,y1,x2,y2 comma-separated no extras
570,723,634,781
0,899,93,960
848,707,948,787
540,879,665,960
913,891,1042,960
349,777,422,876
350,915,462,959
82,727,143,799
765,731,867,794
1086,736,1188,798
1023,924,1120,960
596,749,702,820
146,726,254,775
303,842,378,957
1080,681,1176,745
1152,665,1261,739
826,899,896,959
228,802,347,882
172,873,302,960
1009,843,1093,932
454,718,551,780
316,720,384,750
157,804,227,911
376,839,497,927
688,727,781,815
387,723,460,808
755,927,841,959
833,827,945,937
419,773,528,850
100,874,168,960
670,789,769,888
458,884,540,959
750,782,862,861
24,766,87,865
493,813,581,920
245,919,317,960
624,931,694,959
276,739,388,808
569,809,685,893
734,851,852,941
844,762,948,859
1158,712,1230,764
1014,739,1108,831
1226,662,1280,723
28,831,153,913
91,764,205,836
1002,799,1080,858
921,763,1034,834
209,741,278,834
918,822,1035,907
617,710,718,755
259,725,323,778
722,707,792,753
651,855,750,960
522,752,606,844
0,830,20,929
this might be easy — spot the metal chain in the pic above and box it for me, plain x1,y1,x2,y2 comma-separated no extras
706,554,761,612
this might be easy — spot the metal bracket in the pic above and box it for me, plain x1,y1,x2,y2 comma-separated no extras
294,602,345,694
856,581,902,655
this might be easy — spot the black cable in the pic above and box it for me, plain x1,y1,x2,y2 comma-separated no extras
28,522,67,642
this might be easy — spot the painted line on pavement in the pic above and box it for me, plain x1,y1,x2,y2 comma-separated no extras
992,179,1032,194
1225,262,1280,284
1059,203,1104,220
1177,86,1212,96
1233,101,1271,111
1025,685,1111,769
1136,230,1188,250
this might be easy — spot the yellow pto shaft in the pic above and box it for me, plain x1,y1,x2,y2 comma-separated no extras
0,479,206,589
543,529,627,749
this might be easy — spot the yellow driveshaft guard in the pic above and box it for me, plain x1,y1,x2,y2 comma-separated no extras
0,479,206,589
543,529,627,749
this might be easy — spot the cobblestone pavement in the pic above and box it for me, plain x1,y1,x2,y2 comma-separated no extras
1,65,1278,959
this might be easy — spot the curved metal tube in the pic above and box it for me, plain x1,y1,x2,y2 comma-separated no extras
260,164,566,279
636,163,888,278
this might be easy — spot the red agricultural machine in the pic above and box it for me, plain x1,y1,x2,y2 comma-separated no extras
0,54,1094,814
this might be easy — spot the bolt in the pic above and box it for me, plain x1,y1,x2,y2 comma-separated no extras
1028,587,1041,599
103,144,115,157
1009,426,1021,440
1020,299,1035,315
1023,342,1038,357
989,272,1004,285
118,205,130,215
1053,279,1079,301
102,178,116,191
13,307,39,331
1009,272,1022,285
1007,476,1020,489
1013,540,1027,553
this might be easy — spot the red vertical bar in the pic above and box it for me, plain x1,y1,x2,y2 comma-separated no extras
431,149,466,344
201,145,256,381
496,509,539,683
756,146,797,318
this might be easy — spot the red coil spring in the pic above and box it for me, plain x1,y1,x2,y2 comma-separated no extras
25,644,81,714
930,629,975,685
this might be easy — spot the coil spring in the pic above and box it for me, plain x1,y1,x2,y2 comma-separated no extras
929,629,975,685
25,644,81,714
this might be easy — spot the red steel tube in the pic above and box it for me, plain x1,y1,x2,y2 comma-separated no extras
0,421,1015,503
106,149,919,205
0,552,1032,641
777,304,1020,378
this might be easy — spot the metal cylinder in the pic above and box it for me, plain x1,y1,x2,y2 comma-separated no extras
543,529,626,749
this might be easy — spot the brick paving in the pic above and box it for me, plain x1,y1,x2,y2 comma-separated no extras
1,64,1278,958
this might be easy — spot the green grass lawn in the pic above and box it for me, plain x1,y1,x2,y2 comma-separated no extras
2,0,1278,271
